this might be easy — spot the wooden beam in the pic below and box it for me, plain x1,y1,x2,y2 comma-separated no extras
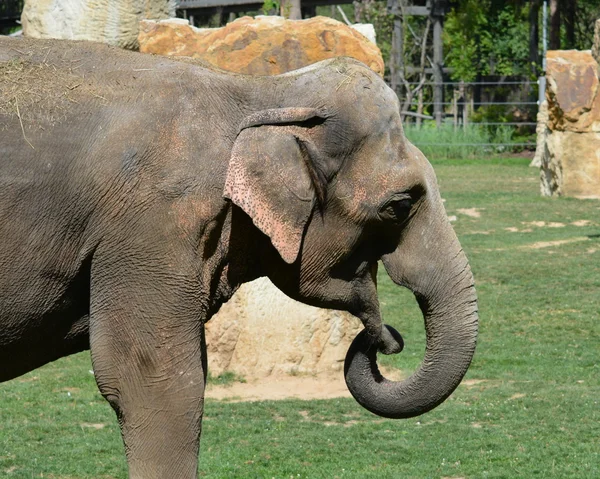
432,0,444,128
402,66,453,75
404,6,430,16
179,0,265,7
401,111,433,120
178,0,352,8
389,0,403,96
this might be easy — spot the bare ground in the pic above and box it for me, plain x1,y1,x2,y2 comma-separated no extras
205,368,404,402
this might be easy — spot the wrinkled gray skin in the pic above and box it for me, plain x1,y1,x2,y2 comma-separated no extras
0,38,478,478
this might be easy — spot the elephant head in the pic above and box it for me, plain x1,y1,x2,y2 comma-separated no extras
224,58,478,418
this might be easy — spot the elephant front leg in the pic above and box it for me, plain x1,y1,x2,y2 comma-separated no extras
89,260,207,479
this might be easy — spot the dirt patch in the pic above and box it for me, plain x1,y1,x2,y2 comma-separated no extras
504,227,533,233
509,393,526,400
206,375,353,402
521,221,565,228
457,208,483,218
526,237,589,249
206,368,404,402
80,423,106,430
571,220,592,226
462,379,489,387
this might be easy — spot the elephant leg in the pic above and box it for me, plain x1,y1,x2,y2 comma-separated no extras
89,255,206,479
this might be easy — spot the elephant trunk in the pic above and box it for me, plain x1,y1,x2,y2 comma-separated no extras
344,196,478,419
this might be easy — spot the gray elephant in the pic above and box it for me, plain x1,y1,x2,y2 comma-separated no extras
0,37,478,478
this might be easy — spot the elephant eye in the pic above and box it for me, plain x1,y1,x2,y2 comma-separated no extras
379,195,412,224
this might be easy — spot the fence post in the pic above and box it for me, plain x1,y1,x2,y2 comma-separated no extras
432,7,444,128
388,0,403,99
538,76,546,105
429,0,447,129
453,89,458,130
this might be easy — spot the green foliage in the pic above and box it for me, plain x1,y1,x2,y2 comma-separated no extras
491,6,530,76
359,2,394,74
570,0,600,51
444,0,531,81
443,0,491,81
261,0,279,15
208,371,246,386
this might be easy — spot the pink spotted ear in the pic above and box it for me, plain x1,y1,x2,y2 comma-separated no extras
224,125,315,264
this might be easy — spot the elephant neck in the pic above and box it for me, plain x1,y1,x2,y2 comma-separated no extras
203,204,266,321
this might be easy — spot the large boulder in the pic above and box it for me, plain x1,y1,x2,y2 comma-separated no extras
206,278,362,378
539,50,600,199
21,0,175,50
138,15,384,77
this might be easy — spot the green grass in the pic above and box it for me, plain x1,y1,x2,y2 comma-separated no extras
404,123,531,158
208,371,246,386
1,156,599,478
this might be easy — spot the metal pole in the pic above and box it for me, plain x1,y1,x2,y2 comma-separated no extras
538,1,548,106
542,0,548,72
432,3,444,128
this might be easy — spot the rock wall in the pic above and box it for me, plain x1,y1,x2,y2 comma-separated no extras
22,0,175,50
539,50,600,199
138,15,384,77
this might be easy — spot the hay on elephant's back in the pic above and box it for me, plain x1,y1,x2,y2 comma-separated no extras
0,56,108,129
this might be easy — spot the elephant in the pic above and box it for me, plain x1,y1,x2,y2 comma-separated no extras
0,37,478,478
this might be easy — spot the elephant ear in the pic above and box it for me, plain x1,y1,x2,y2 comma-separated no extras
224,108,326,264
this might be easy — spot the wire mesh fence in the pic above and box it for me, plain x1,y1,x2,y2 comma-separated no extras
395,77,541,157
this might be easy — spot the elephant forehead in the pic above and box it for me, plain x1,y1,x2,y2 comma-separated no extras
336,141,428,216
352,164,409,200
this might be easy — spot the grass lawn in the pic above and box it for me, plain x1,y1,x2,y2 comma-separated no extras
1,156,598,478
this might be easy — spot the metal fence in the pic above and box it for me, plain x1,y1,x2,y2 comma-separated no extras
396,78,541,152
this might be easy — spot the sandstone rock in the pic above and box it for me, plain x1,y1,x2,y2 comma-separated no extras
206,278,362,379
545,50,600,132
539,50,600,198
138,16,384,77
531,99,548,168
22,0,175,50
541,129,600,198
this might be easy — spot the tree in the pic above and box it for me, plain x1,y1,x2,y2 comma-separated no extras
529,0,541,75
549,0,561,49
564,0,577,48
280,0,302,19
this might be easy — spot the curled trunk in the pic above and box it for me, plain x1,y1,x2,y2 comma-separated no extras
344,188,478,418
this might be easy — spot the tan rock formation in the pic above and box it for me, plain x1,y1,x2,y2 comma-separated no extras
531,100,548,168
22,0,175,50
138,16,384,77
206,278,362,378
540,50,600,198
